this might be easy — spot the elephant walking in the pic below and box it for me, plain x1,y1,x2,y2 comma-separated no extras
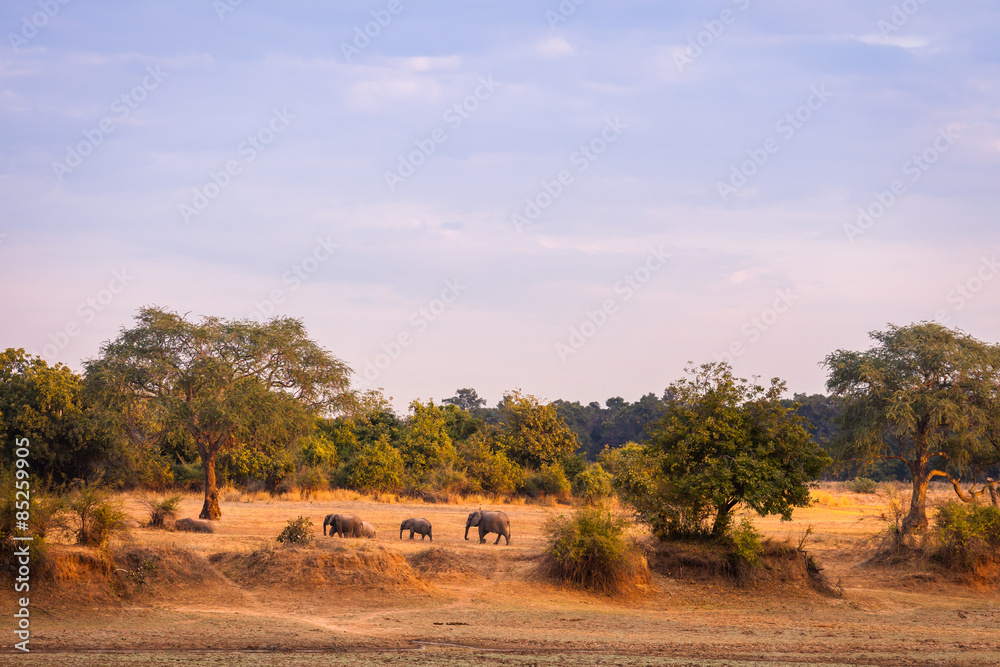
465,510,510,545
323,513,363,537
360,521,376,538
400,518,432,541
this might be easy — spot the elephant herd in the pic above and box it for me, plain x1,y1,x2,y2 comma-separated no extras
320,510,512,545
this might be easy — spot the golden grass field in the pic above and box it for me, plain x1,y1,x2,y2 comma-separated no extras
3,482,999,666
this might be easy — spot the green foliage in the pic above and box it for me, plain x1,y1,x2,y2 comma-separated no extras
931,501,1000,575
400,400,457,483
346,435,404,492
727,516,764,569
220,442,295,492
0,468,56,578
170,459,204,490
277,516,314,545
825,322,1000,534
554,393,664,459
141,495,182,528
495,390,579,468
0,348,111,484
573,463,613,505
523,463,571,502
640,363,829,538
601,442,704,538
297,431,339,470
442,388,486,412
846,477,879,494
65,483,128,547
457,430,523,495
540,507,648,595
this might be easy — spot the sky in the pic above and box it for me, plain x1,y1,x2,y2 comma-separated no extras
2,0,999,413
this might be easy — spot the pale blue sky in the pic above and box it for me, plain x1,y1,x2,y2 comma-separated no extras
2,1,998,411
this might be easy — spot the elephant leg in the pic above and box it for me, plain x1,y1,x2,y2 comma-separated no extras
494,533,501,545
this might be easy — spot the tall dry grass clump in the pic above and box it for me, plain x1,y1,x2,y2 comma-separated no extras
539,506,648,596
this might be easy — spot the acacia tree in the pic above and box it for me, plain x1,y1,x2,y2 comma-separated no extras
825,322,1000,535
84,307,353,520
636,363,828,538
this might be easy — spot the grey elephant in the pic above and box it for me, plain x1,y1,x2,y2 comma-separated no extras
465,510,510,545
400,517,432,541
323,513,363,537
360,521,376,538
175,517,214,533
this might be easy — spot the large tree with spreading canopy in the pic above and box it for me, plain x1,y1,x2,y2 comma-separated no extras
85,307,353,519
825,322,1000,535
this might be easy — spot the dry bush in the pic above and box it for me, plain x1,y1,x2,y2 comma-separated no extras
539,507,649,596
863,486,916,562
140,495,182,528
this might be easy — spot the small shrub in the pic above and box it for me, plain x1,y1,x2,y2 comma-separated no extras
65,483,129,547
523,463,571,502
540,507,648,596
141,495,182,528
725,516,764,582
572,463,613,505
846,477,879,494
277,516,314,545
930,501,1000,579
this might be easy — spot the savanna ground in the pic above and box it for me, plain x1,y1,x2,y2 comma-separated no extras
3,483,999,666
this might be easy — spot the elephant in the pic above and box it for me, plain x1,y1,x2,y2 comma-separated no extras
175,517,214,533
400,517,432,541
323,513,363,537
465,510,510,545
360,521,376,539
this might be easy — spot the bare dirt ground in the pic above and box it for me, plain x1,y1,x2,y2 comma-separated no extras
3,484,999,666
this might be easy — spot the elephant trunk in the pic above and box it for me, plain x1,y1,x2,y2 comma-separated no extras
400,527,404,540
464,523,471,540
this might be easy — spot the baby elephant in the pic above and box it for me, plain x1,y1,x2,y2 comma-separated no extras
399,517,432,541
175,517,214,533
360,521,377,539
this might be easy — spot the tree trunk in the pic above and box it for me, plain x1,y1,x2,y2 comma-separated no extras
199,450,222,520
900,461,929,535
711,503,734,538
